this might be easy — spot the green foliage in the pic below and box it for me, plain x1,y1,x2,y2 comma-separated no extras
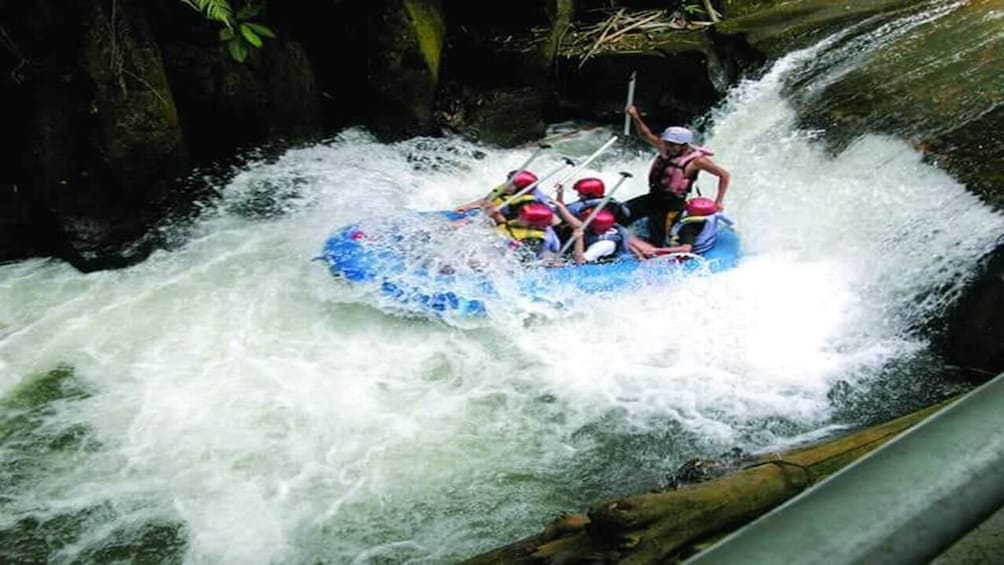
180,0,276,63
682,1,707,17
182,0,233,25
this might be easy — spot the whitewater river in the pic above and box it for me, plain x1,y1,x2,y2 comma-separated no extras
2,12,1002,564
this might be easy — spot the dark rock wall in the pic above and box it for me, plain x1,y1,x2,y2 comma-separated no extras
3,0,189,269
366,0,445,139
1,0,326,269
944,246,1004,377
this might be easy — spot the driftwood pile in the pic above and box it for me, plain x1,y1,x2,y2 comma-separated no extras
563,5,721,67
489,4,723,67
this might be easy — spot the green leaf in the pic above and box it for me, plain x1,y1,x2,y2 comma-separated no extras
245,23,276,39
239,23,263,48
226,38,248,62
236,3,262,21
185,0,234,26
219,27,235,41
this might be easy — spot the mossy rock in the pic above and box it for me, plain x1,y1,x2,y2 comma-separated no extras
715,0,914,57
785,0,1004,207
368,0,446,138
719,0,789,19
444,87,547,148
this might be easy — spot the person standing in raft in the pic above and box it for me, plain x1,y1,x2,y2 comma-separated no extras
622,104,731,247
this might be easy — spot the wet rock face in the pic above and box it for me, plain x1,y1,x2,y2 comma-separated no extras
943,246,1004,379
366,0,446,139
437,86,547,147
713,0,1004,377
0,0,325,269
9,0,188,270
715,0,915,58
778,0,1004,207
555,44,723,126
158,40,322,162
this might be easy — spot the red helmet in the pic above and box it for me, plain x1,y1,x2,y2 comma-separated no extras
518,202,553,227
573,177,605,198
686,197,718,217
508,170,538,189
589,209,616,234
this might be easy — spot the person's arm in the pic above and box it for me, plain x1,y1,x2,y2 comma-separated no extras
485,204,506,225
552,201,583,229
540,228,563,266
626,105,662,148
455,198,487,213
654,243,694,255
572,228,586,264
653,221,702,255
456,183,507,213
628,234,659,259
694,157,731,210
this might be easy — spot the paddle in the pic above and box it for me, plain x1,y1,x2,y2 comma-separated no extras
495,142,551,195
493,158,576,213
455,142,553,214
559,170,633,255
622,71,636,153
499,136,618,211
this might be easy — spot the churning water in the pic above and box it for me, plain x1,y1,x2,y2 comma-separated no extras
2,15,1002,565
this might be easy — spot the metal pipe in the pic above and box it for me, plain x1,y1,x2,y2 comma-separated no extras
687,371,1004,565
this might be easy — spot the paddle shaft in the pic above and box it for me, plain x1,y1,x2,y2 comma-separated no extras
560,171,633,255
623,72,637,136
496,159,575,211
499,136,618,210
486,143,551,200
549,135,619,192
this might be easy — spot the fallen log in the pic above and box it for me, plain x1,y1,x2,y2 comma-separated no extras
463,398,954,564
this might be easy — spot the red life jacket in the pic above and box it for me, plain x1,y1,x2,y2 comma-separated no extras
648,147,713,196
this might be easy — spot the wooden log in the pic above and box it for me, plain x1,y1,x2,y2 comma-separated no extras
463,398,954,564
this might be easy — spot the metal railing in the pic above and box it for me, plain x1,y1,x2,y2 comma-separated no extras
687,371,1004,564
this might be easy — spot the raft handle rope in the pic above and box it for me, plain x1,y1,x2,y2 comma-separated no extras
650,251,709,265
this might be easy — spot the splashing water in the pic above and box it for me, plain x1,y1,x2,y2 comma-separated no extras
2,21,1003,565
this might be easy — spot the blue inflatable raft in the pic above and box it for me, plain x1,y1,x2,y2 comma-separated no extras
319,211,741,317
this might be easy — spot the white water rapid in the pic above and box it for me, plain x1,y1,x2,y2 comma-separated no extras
2,19,1002,565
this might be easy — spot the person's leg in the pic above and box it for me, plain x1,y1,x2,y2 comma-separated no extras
621,194,651,226
650,198,686,246
648,202,670,246
582,240,617,262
